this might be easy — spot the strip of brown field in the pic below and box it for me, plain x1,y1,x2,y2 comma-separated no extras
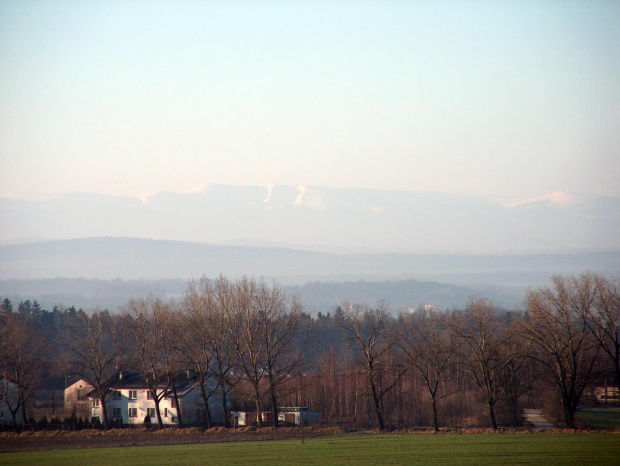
0,427,348,452
2,426,609,453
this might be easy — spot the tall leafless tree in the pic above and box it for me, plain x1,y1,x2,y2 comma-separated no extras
400,309,455,431
447,299,508,430
227,277,265,426
181,276,237,427
497,315,535,426
227,277,308,428
523,275,600,428
63,309,130,430
0,313,47,431
579,274,620,394
256,279,310,428
333,301,405,431
125,297,182,427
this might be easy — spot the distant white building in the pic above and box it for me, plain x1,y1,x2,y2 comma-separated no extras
231,407,320,427
593,386,619,404
277,407,321,426
408,304,437,313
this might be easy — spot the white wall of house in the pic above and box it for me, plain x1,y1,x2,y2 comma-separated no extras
90,386,217,426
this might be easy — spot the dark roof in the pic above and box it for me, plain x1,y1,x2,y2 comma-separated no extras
109,373,148,389
85,372,200,398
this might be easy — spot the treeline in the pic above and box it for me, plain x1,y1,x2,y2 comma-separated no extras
0,273,618,432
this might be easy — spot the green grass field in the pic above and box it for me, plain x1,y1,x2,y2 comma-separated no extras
2,433,619,465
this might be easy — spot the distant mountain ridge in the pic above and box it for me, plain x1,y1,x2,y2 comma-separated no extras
2,185,619,253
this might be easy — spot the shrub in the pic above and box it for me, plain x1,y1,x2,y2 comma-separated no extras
37,416,49,430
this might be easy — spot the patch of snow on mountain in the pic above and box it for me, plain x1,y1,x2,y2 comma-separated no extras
503,191,584,208
263,185,275,203
294,186,324,210
135,190,162,204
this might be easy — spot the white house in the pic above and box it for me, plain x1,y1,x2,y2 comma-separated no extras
88,373,226,426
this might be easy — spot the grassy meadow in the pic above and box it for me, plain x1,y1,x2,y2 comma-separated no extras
1,432,619,465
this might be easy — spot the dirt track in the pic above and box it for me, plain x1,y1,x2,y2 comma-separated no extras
522,409,556,430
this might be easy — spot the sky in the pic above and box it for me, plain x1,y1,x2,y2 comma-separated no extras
1,1,619,201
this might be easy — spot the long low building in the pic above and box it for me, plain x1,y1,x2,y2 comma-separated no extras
231,407,320,427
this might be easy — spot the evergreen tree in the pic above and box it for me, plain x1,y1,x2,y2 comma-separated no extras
1,298,13,313
18,300,32,317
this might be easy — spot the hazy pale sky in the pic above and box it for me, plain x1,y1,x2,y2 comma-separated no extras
1,1,619,200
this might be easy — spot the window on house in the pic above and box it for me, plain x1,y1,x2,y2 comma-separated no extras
112,408,121,418
128,408,138,418
77,389,85,400
146,391,153,400
93,399,100,407
113,390,122,400
164,408,168,417
170,398,177,408
147,408,156,418
129,390,137,400
171,416,178,423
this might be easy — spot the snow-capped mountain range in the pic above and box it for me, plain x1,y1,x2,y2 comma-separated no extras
2,185,618,253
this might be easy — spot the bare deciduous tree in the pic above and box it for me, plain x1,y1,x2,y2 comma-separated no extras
0,313,47,431
579,274,620,394
181,276,239,427
63,309,130,430
447,299,507,430
333,301,405,431
523,275,600,428
228,277,309,428
498,315,535,426
400,309,455,432
256,279,310,428
125,297,182,427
